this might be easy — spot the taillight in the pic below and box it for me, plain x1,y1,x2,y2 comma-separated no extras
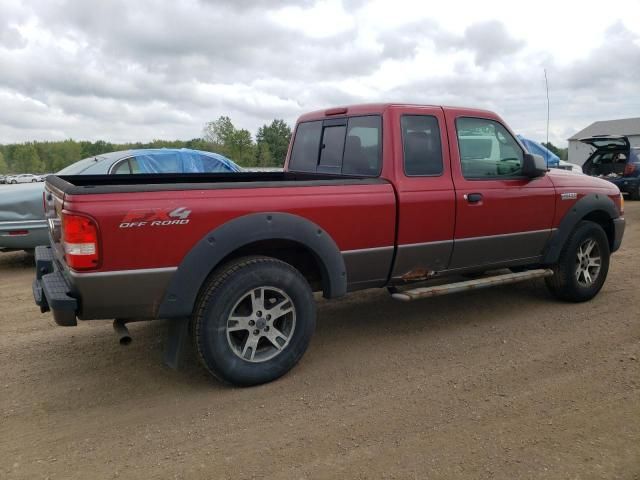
61,212,100,270
624,163,637,176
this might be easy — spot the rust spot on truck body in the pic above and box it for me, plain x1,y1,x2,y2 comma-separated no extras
400,268,435,282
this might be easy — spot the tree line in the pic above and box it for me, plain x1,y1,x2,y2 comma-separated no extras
542,142,568,161
0,117,292,174
0,117,570,174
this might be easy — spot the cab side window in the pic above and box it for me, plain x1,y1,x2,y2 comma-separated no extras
401,115,443,176
456,117,524,179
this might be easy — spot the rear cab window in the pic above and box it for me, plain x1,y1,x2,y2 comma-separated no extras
289,115,382,176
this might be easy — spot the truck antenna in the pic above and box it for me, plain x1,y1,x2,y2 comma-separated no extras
544,69,550,165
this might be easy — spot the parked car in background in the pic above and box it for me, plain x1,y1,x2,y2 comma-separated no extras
7,174,39,184
38,173,53,182
0,149,241,251
517,135,582,174
581,135,640,199
517,135,561,168
0,175,6,184
557,159,583,174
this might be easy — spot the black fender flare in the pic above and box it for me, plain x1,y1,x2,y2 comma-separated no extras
543,193,618,264
157,212,347,318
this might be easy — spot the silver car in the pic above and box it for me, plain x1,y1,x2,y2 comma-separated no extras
6,173,40,184
0,148,240,251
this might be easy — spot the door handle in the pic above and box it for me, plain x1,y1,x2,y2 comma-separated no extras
464,193,483,203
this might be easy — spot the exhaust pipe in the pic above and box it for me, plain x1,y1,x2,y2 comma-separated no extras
113,319,132,346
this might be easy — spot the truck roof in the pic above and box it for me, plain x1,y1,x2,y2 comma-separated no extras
297,103,498,122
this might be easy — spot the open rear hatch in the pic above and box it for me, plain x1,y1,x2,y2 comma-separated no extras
579,135,630,150
580,135,631,178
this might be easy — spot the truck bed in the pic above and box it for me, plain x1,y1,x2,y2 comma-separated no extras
43,170,398,320
47,171,386,195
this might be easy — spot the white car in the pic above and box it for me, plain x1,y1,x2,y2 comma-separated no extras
555,160,583,174
7,174,40,184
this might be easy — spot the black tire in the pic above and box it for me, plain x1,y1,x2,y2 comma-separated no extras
630,184,640,201
545,220,610,302
192,256,316,386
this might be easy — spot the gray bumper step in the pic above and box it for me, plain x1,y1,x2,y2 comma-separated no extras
391,268,553,302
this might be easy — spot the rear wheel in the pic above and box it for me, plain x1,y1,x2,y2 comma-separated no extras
545,221,610,302
630,183,640,201
192,256,316,386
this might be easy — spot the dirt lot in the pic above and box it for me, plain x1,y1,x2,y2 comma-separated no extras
1,206,639,480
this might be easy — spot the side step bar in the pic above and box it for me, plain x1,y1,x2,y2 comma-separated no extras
391,268,553,302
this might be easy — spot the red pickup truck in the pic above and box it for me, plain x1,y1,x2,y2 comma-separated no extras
33,104,625,386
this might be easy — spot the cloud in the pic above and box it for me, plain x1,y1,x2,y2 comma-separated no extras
0,0,638,146
0,25,26,50
461,20,525,66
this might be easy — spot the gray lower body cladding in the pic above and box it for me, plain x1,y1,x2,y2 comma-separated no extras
35,218,624,322
33,245,177,323
342,246,394,291
344,230,554,288
612,217,625,252
448,229,551,269
69,267,176,320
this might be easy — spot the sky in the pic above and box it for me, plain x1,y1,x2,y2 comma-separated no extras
0,0,639,147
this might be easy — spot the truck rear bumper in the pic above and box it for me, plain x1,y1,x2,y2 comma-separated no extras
33,245,78,326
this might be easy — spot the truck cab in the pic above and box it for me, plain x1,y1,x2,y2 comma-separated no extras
288,104,596,281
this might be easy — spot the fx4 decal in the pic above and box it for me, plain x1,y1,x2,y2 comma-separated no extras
119,207,192,228
560,192,578,200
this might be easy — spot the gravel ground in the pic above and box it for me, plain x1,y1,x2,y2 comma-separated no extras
1,204,639,480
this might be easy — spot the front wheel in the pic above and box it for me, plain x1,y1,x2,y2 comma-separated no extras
192,256,316,386
545,221,610,302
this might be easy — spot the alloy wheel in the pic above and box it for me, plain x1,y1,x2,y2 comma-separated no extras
575,238,601,287
226,286,296,363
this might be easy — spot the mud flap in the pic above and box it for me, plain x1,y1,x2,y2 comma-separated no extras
163,317,190,370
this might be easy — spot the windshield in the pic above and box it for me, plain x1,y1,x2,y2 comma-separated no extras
56,157,102,175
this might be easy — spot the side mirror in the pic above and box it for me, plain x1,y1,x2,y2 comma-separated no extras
522,153,547,178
